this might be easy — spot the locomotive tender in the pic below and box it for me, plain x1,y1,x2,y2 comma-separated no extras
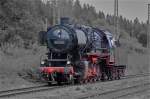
39,18,126,85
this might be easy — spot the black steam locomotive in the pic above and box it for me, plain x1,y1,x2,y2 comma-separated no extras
39,18,126,85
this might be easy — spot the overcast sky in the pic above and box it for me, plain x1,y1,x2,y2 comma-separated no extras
80,0,150,22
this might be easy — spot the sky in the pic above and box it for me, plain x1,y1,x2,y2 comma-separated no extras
80,0,150,22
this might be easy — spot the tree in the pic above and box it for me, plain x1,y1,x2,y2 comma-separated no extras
138,33,147,47
133,17,141,38
73,0,82,19
98,11,105,19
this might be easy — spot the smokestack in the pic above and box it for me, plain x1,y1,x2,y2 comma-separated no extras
60,17,70,25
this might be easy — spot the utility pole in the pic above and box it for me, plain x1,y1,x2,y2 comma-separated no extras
114,0,119,39
148,4,150,49
114,0,120,66
148,4,150,68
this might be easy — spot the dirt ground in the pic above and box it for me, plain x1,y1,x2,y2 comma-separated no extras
118,90,150,99
3,75,150,99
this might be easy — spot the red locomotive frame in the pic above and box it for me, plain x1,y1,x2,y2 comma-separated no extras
40,49,126,85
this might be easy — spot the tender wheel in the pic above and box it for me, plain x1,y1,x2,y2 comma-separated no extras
117,75,121,80
117,70,121,80
101,73,105,81
96,76,101,81
89,78,93,83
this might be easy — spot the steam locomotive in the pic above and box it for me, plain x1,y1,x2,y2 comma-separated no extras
39,18,126,85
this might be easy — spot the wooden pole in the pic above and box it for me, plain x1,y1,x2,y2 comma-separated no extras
114,0,119,66
148,4,150,69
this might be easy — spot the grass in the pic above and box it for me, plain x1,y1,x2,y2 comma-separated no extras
0,44,47,90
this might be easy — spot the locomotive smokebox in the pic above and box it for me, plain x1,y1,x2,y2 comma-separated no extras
47,25,74,53
60,17,70,25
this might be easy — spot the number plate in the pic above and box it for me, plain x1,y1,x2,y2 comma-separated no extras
54,41,65,44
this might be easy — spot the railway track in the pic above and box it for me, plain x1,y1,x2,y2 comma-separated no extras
122,73,150,80
0,84,58,98
78,82,150,99
115,83,150,99
0,73,149,98
76,73,150,99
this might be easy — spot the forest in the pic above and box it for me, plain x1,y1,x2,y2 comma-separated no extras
0,0,148,50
